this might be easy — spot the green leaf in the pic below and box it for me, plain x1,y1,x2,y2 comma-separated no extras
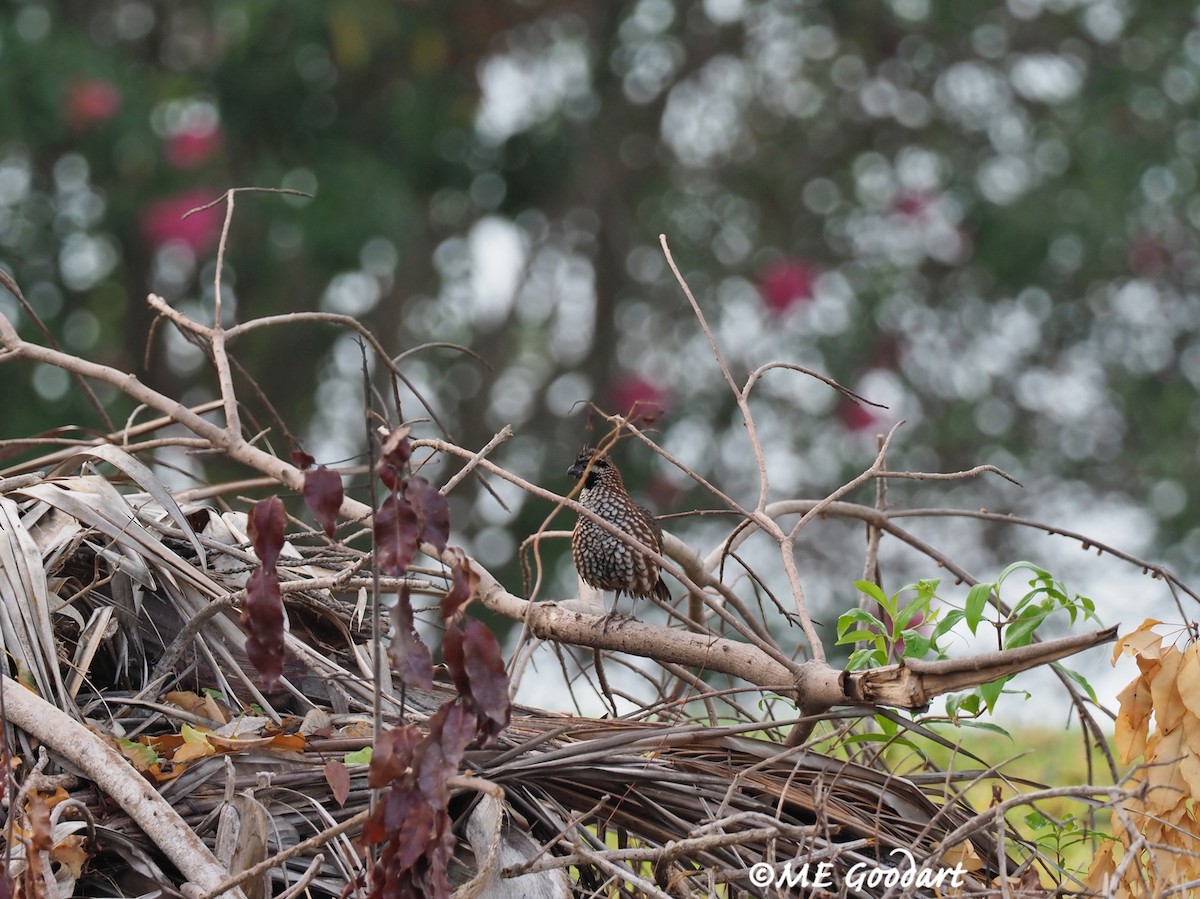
843,732,919,751
894,593,929,636
847,647,887,670
344,746,373,765
1024,811,1049,830
964,583,993,633
837,608,886,637
1052,662,1100,703
1004,606,1051,648
956,720,1012,738
996,560,1040,587
853,579,889,606
119,738,159,767
946,692,980,719
931,609,964,642
900,630,931,659
836,629,885,646
842,732,892,744
979,676,1008,712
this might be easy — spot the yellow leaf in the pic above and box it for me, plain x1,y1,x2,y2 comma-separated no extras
1114,673,1154,763
181,722,212,743
1113,618,1165,663
1150,646,1187,733
1180,750,1200,800
1180,643,1200,720
1086,842,1117,892
1144,726,1188,814
173,739,216,764
173,723,216,763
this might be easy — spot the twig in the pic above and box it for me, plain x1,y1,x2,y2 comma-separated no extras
659,235,771,509
196,190,241,438
273,854,326,899
192,810,368,899
439,425,512,495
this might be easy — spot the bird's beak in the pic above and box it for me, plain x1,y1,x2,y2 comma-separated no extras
567,462,583,479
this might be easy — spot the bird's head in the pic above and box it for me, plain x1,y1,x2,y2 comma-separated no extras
567,445,616,488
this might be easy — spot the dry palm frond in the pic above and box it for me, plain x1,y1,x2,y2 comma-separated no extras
0,446,1033,899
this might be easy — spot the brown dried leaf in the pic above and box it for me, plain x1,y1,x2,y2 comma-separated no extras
27,795,52,852
303,466,344,538
460,619,511,742
325,759,351,808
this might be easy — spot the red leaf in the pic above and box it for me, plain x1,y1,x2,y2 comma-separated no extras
368,724,422,789
291,450,315,470
248,496,287,571
460,618,511,742
393,802,436,870
325,759,351,808
440,550,477,622
375,493,420,575
303,466,344,538
390,586,433,690
405,477,449,552
242,566,285,690
379,427,412,490
436,701,477,770
443,624,467,697
443,622,510,744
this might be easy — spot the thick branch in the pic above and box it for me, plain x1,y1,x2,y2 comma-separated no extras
813,625,1119,711
526,603,795,688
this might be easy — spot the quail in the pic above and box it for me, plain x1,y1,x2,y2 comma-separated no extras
567,445,670,620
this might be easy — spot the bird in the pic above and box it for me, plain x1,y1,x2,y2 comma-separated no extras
567,445,670,622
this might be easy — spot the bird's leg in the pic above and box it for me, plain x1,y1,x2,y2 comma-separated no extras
600,592,625,633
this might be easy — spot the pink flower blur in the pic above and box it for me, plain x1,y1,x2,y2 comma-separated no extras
759,260,818,314
610,375,670,424
839,400,880,432
64,79,122,131
164,125,223,170
140,190,222,252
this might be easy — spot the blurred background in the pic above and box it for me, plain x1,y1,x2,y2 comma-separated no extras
0,0,1196,712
